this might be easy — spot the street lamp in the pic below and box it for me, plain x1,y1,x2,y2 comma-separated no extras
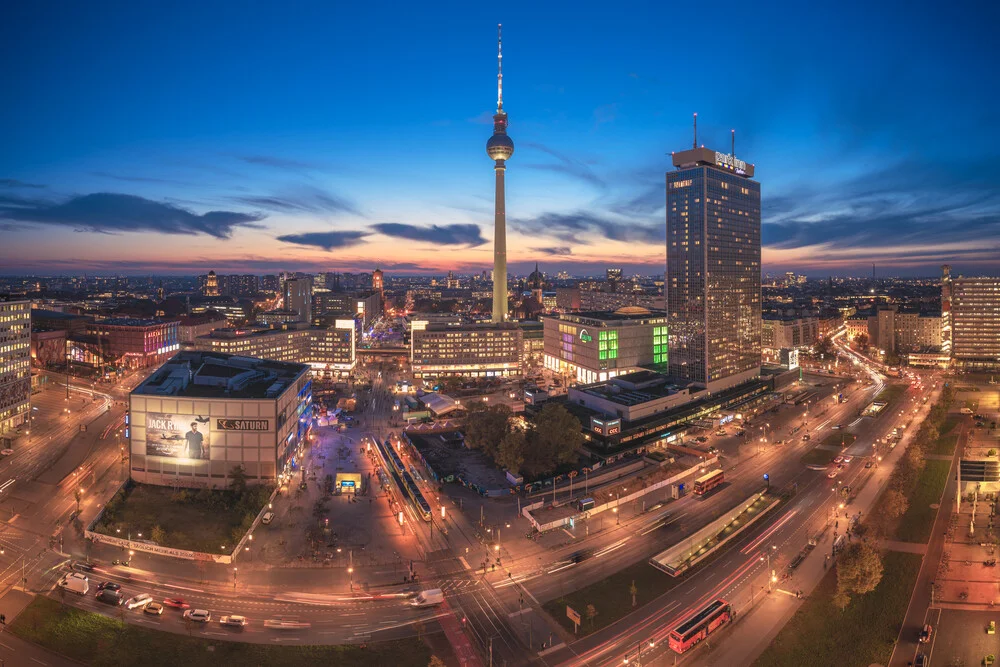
760,544,777,592
233,567,238,590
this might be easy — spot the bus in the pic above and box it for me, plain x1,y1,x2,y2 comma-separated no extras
693,469,725,496
668,599,732,654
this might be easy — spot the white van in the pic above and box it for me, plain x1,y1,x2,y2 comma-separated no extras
410,589,444,608
58,572,89,595
261,512,274,525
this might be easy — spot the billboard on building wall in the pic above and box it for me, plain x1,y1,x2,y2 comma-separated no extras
146,413,211,460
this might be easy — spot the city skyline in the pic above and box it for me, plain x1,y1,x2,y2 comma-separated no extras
2,2,999,278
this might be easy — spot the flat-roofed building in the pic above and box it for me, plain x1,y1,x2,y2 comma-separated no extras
0,299,31,437
128,351,311,489
194,320,355,378
89,318,180,369
761,316,819,351
411,323,522,378
951,277,1000,368
542,307,667,384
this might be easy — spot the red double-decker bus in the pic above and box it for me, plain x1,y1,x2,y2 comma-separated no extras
668,599,732,654
692,469,725,496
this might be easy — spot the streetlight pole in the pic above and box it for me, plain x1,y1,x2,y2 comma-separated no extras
348,550,354,591
233,567,237,591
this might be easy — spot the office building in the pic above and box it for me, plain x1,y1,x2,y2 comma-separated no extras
542,308,668,384
283,277,313,324
177,314,228,347
88,318,180,369
761,316,819,351
195,320,356,378
951,277,1000,368
0,300,31,437
261,275,280,293
312,290,381,329
411,323,522,378
128,351,311,489
666,124,761,392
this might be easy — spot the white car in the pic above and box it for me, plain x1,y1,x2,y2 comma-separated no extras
220,615,248,627
842,455,853,464
183,609,212,623
827,470,839,479
126,593,153,609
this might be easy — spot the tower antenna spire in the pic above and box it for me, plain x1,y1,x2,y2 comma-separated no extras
693,113,698,149
497,23,503,112
731,129,735,156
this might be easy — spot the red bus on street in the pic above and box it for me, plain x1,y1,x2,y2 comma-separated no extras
692,469,725,496
668,599,732,654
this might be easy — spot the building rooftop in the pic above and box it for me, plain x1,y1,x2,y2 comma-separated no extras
98,317,174,327
670,146,756,178
132,351,307,399
551,309,666,325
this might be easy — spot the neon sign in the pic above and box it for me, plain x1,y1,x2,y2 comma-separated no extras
715,151,747,173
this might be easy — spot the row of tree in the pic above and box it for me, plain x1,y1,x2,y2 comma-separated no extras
463,402,583,479
833,384,956,609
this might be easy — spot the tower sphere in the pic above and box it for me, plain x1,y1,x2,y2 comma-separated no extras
487,132,514,161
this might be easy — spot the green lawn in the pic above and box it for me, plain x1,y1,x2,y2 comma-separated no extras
875,384,907,406
92,482,272,554
821,432,856,450
544,559,676,637
12,597,434,667
800,448,838,467
930,432,959,456
894,459,952,543
939,415,960,436
754,551,923,667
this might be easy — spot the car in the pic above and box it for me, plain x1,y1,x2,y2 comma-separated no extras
842,455,853,463
832,424,843,430
914,653,927,667
774,439,784,445
97,581,121,592
735,429,745,437
261,512,275,525
126,593,153,609
919,624,933,643
219,615,248,627
0,449,13,456
802,434,811,441
144,602,164,615
163,598,190,609
833,456,845,464
989,620,996,634
183,609,212,623
827,470,839,479
696,436,708,443
96,589,124,606
865,461,874,469
71,561,96,573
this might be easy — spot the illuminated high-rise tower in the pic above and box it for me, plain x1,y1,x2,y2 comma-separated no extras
487,24,513,323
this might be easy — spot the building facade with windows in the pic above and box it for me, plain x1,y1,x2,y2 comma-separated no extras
194,321,356,378
542,308,667,384
411,323,522,378
761,316,820,351
88,318,180,369
0,300,31,438
128,351,311,489
951,277,1000,368
666,144,761,393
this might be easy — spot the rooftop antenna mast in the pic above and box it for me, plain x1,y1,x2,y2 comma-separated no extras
693,113,698,149
732,129,735,156
497,23,503,112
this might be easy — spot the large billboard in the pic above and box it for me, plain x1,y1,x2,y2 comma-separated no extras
146,413,211,460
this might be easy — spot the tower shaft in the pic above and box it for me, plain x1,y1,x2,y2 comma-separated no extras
492,161,508,322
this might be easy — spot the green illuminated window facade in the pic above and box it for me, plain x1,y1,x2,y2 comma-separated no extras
653,325,668,364
598,329,618,361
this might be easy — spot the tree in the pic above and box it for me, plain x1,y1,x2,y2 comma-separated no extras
855,333,869,350
814,336,834,358
585,603,598,629
464,403,512,460
834,541,883,609
496,428,526,475
524,403,583,478
150,525,166,544
629,580,638,607
229,465,248,497
882,489,909,521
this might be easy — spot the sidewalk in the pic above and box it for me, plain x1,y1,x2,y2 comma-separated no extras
689,383,942,666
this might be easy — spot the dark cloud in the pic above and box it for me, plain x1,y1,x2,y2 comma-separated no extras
276,231,369,251
372,223,487,246
531,246,573,256
0,179,45,189
515,212,664,245
521,142,606,190
233,186,359,216
236,155,323,170
0,193,264,238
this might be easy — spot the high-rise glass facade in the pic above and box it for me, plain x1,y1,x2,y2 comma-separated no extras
951,277,1000,368
666,147,761,391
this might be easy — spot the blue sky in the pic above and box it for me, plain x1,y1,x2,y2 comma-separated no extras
1,0,998,277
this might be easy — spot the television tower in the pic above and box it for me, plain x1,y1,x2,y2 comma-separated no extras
487,23,514,322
